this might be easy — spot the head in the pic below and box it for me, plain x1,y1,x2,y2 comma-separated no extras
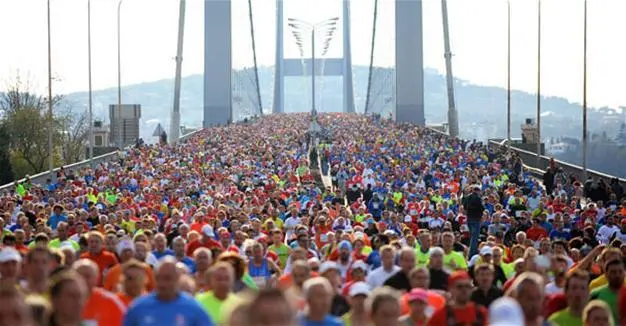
398,247,416,273
474,264,494,289
303,277,333,317
366,287,401,326
428,247,444,269
380,245,396,269
449,271,473,305
583,300,613,326
49,271,88,323
207,262,235,297
72,259,99,291
564,270,590,312
0,285,34,326
121,259,147,297
510,272,545,322
247,289,297,326
604,259,625,290
25,247,52,284
154,257,182,301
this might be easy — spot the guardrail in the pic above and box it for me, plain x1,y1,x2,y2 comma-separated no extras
0,128,204,193
487,140,626,187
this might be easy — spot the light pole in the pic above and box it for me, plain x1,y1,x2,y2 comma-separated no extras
441,0,458,138
287,17,339,114
582,0,588,179
536,0,542,167
47,0,54,179
506,0,512,148
117,0,123,147
87,0,94,164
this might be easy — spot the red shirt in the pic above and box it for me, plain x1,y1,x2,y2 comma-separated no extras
526,226,548,241
80,250,119,285
429,303,488,326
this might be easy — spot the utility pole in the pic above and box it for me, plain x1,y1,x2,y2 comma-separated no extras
441,0,458,137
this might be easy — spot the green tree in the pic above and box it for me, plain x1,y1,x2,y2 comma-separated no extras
0,125,14,184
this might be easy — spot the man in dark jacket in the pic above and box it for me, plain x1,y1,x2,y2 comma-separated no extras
463,185,484,258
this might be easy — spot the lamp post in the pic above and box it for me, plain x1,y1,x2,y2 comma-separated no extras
287,17,339,114
116,0,123,147
506,0,511,148
582,0,588,179
47,0,54,179
536,0,542,166
87,0,94,164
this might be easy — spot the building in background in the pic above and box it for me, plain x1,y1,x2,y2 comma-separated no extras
109,104,142,147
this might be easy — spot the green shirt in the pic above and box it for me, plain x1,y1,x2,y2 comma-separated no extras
268,243,290,268
444,251,468,271
415,245,430,268
548,308,582,326
590,285,619,322
196,291,241,324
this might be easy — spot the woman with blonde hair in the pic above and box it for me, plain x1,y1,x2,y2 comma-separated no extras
583,300,613,326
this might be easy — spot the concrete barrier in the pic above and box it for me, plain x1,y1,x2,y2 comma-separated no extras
0,128,204,193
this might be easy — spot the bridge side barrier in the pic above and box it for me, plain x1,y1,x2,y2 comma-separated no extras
0,128,204,193
487,140,626,188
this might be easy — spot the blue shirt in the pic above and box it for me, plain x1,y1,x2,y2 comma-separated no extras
298,315,344,326
152,249,175,260
47,213,67,230
123,292,214,326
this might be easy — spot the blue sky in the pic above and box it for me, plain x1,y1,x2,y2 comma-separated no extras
1,0,625,109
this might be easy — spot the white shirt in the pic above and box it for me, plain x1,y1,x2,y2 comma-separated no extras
367,265,401,288
545,282,564,296
597,224,620,244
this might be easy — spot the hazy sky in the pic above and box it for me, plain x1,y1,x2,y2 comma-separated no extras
1,0,625,109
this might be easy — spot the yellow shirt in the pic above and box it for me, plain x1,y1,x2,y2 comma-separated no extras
589,274,626,291
443,251,468,271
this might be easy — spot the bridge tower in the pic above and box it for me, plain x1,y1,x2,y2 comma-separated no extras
273,0,355,114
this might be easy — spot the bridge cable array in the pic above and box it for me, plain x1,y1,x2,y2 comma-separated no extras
231,0,263,121
364,0,395,116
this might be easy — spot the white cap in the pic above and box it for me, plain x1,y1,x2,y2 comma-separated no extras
201,224,215,237
319,261,340,274
351,260,368,272
0,247,22,263
117,239,135,256
489,297,524,326
349,281,370,297
480,246,493,256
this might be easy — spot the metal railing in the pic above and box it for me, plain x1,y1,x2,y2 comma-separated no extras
0,128,204,193
487,140,626,187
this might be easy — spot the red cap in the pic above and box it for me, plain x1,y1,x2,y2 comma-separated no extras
448,271,471,288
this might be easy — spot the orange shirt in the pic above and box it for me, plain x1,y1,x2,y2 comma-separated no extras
429,303,488,326
278,271,320,289
82,288,126,326
116,292,142,307
80,250,119,284
103,263,155,292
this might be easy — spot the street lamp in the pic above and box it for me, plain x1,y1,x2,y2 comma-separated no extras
506,0,511,149
117,0,124,147
536,0,542,166
47,0,54,179
582,0,588,179
287,17,339,113
87,0,94,164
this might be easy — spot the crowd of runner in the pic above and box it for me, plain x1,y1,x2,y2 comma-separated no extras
0,112,624,326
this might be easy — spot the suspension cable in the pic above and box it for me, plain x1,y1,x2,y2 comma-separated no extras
248,0,263,115
364,0,379,115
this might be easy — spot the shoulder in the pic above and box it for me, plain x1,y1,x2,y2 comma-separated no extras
326,315,344,325
128,293,157,310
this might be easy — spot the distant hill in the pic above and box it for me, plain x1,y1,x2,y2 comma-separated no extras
64,65,616,142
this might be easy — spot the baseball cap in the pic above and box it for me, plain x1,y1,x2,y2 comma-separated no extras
489,297,524,326
319,261,340,274
0,247,22,263
201,225,215,237
407,288,428,303
349,282,370,297
117,239,135,256
480,246,493,256
351,260,368,272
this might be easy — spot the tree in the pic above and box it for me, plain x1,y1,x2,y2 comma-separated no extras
55,105,89,164
0,75,77,179
0,125,14,184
